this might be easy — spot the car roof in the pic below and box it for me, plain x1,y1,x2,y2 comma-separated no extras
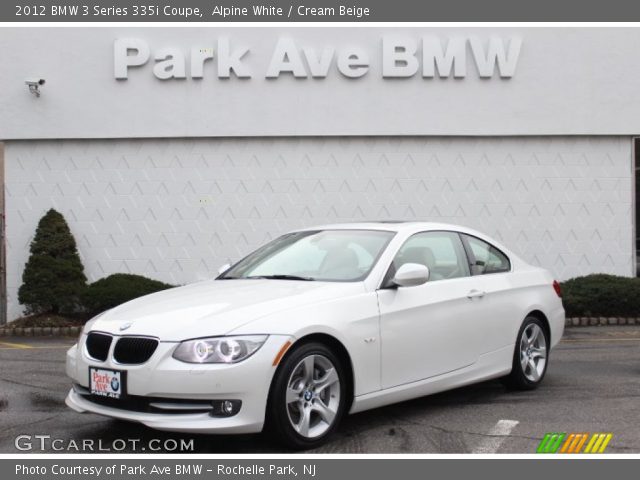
295,221,481,234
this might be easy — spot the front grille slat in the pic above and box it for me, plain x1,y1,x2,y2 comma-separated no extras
113,337,159,365
85,332,112,361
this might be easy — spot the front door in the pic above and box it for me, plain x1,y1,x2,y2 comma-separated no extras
377,231,487,389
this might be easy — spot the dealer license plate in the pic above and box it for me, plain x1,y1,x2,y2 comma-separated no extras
89,368,124,399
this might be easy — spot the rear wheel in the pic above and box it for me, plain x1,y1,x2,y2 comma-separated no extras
267,342,346,450
505,317,549,390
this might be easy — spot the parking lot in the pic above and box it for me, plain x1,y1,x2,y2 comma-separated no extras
0,326,639,454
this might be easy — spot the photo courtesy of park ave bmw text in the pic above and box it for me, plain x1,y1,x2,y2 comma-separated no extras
1,14,640,461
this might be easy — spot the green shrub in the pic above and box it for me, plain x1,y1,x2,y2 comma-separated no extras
82,274,174,316
18,209,87,315
561,274,640,318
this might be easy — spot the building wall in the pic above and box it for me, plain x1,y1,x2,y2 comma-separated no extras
3,28,640,139
0,142,6,323
4,136,633,320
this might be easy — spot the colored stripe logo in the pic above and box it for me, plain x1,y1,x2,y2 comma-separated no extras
537,433,612,453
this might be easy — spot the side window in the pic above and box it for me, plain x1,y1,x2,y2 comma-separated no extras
390,231,470,282
462,235,511,275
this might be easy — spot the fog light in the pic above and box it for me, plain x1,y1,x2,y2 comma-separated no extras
222,400,234,415
210,399,241,417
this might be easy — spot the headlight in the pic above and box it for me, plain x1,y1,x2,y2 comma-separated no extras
172,335,268,364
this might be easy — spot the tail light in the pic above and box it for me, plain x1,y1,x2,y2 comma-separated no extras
552,280,562,298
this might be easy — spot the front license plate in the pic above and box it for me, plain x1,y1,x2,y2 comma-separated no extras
89,368,124,399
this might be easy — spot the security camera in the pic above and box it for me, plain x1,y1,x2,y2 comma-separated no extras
25,78,45,97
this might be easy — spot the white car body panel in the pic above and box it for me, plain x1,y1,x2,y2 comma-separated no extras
65,222,565,434
377,274,489,388
87,279,365,340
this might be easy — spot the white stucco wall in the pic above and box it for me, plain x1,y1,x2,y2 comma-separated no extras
4,136,633,320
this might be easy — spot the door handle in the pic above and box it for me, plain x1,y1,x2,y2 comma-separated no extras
466,289,486,299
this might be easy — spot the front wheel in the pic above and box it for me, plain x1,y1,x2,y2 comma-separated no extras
267,342,346,450
504,317,549,390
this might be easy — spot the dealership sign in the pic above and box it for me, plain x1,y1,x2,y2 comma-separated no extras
114,36,522,80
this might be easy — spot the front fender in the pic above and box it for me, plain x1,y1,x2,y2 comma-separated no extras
228,292,381,396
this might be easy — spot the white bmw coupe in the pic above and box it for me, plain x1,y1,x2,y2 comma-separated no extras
66,222,564,449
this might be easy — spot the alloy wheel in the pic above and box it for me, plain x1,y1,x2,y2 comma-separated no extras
519,323,547,382
285,354,341,438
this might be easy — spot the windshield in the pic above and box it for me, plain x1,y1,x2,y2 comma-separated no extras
219,230,395,282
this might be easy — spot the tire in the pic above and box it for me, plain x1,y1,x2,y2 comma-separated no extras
267,342,346,450
504,316,549,390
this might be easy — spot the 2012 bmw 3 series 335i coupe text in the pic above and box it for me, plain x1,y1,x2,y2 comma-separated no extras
66,222,565,449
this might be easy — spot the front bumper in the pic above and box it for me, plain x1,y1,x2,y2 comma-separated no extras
65,334,293,434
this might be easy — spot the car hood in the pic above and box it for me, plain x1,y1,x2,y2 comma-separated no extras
88,279,364,341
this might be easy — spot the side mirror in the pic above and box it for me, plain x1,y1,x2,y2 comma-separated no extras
392,263,430,288
217,263,231,275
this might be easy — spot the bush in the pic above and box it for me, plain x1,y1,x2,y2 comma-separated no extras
18,209,87,315
82,274,174,316
561,274,640,318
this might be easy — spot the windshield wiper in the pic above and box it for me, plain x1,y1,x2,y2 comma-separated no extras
246,274,315,281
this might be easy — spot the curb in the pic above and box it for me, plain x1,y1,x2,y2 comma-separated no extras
0,326,82,337
0,318,638,337
565,317,638,327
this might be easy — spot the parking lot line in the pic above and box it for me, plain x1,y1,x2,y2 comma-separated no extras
0,341,33,349
0,342,73,350
472,419,520,453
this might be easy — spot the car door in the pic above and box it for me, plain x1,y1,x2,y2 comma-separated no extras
377,231,488,389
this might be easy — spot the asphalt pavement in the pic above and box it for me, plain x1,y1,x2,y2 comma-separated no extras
0,326,638,454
